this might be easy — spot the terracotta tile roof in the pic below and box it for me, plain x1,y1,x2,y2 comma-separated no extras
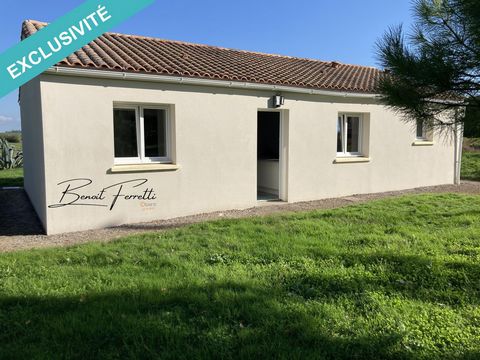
22,20,381,93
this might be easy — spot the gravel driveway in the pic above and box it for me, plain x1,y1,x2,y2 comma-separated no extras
1,181,480,253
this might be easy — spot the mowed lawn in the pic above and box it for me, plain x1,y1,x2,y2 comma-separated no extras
462,151,480,181
0,194,479,359
0,167,23,187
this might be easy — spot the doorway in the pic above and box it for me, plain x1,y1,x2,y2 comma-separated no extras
257,111,281,201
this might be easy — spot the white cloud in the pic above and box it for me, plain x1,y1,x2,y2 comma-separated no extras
0,115,14,124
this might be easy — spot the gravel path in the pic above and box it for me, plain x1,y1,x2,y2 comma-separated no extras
1,181,480,253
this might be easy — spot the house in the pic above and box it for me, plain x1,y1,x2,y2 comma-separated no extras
19,20,462,235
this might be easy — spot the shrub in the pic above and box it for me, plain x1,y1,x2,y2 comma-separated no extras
0,138,23,169
0,132,20,143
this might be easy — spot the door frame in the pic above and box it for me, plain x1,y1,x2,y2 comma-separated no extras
257,109,289,201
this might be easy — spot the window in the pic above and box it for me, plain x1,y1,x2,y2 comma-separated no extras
416,119,427,140
337,114,363,156
113,105,171,164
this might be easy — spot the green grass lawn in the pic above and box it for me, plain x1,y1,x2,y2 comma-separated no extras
0,167,23,187
0,194,479,359
461,151,480,181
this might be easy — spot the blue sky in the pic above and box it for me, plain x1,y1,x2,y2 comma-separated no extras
0,0,413,132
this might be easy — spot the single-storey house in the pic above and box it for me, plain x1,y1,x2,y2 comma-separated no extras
20,20,463,234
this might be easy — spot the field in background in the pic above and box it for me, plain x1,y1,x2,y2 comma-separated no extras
0,131,21,147
463,137,480,152
461,152,480,181
462,138,480,181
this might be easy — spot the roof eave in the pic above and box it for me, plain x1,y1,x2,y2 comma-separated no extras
44,66,381,99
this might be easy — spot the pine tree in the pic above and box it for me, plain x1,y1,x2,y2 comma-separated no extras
376,0,479,129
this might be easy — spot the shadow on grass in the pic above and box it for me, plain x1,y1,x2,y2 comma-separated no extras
0,264,478,359
0,175,23,188
0,168,23,188
0,282,420,360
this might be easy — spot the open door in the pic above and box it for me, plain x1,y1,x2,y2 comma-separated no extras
257,111,280,201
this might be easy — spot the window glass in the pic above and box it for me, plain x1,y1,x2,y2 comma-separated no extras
337,116,343,153
144,109,167,157
346,116,360,153
113,109,138,158
416,119,425,139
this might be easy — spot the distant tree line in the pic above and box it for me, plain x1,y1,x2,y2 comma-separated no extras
0,131,21,143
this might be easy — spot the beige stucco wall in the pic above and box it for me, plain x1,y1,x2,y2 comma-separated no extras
26,74,455,234
19,77,48,229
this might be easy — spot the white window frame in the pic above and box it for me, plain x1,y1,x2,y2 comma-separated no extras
416,119,427,140
337,113,363,157
113,104,172,165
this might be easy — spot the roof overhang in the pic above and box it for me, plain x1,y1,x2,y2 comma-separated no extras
44,66,381,99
